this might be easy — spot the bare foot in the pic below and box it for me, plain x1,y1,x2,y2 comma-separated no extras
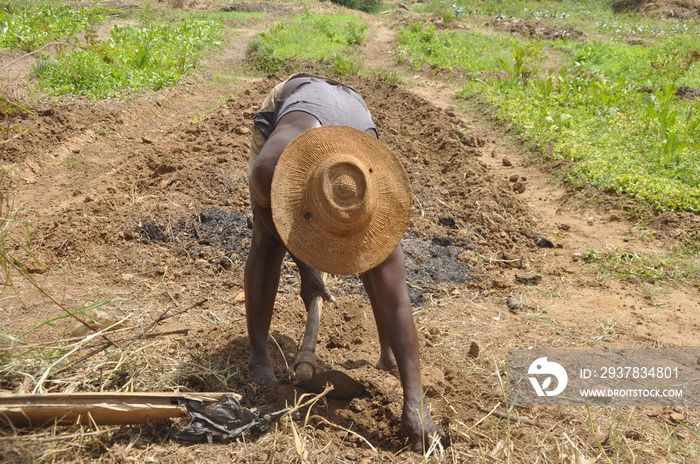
248,361,277,387
376,353,400,379
401,407,445,453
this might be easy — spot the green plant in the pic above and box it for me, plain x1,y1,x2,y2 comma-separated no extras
33,19,224,99
579,244,700,285
499,41,545,85
583,249,600,263
331,0,382,14
246,14,368,75
643,84,700,169
396,22,519,72
329,53,361,76
0,2,107,51
62,155,84,168
425,0,466,24
370,67,401,85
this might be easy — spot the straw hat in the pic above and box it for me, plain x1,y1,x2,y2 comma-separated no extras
271,125,412,275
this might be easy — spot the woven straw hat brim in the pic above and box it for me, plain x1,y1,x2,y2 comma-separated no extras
271,125,411,275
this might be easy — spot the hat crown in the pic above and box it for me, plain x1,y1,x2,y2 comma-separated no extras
271,125,411,275
311,155,375,235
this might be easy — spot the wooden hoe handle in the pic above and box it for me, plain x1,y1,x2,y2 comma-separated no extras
293,272,327,382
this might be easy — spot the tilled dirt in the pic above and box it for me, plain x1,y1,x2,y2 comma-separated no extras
1,3,699,463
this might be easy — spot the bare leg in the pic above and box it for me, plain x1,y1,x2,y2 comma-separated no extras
362,272,398,375
362,246,444,452
245,111,324,386
244,212,286,386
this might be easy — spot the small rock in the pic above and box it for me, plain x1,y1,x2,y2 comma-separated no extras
234,292,245,303
535,237,555,248
558,223,571,231
326,336,349,350
491,278,512,289
512,181,526,193
438,216,456,227
670,412,686,423
349,398,365,413
506,296,519,311
502,157,513,167
469,341,480,358
625,429,642,440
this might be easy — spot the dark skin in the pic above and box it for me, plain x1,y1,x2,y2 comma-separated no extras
245,82,444,452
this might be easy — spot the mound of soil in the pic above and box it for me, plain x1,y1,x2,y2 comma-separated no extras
221,2,300,14
612,0,700,18
487,18,587,41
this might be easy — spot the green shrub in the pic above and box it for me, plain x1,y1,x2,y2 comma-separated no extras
330,0,381,14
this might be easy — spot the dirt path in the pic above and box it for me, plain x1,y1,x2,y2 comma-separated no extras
1,4,699,463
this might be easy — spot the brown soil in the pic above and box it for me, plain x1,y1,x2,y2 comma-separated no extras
612,0,700,18
486,19,587,41
1,2,699,463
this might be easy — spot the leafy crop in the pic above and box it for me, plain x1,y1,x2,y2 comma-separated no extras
33,20,224,99
396,2,700,212
247,14,368,75
0,2,107,51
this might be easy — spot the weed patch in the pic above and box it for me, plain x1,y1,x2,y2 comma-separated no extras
246,13,368,75
583,245,700,285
